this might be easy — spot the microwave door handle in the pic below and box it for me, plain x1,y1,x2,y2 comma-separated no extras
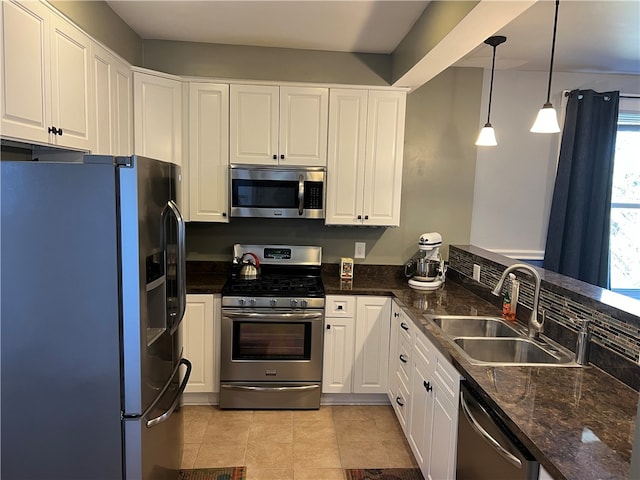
165,200,186,334
298,174,304,216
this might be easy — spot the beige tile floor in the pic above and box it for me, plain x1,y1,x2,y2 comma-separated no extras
181,404,418,480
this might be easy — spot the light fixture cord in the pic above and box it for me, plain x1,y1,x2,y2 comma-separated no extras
545,0,560,104
486,44,497,124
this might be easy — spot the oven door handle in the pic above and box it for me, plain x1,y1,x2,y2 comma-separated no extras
222,311,324,320
221,384,320,392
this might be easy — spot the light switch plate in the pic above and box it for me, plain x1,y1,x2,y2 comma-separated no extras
473,264,481,281
355,242,366,259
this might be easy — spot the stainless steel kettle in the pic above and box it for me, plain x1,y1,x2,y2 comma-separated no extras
238,252,260,280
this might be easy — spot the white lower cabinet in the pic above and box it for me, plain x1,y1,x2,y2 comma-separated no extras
390,300,461,480
323,295,390,394
183,294,220,394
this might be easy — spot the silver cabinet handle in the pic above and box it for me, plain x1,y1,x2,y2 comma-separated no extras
221,384,319,392
145,358,192,428
298,174,304,215
460,390,522,469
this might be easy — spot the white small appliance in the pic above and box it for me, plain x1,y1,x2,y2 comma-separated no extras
404,232,446,291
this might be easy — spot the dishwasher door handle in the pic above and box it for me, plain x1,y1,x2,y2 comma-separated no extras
460,390,523,469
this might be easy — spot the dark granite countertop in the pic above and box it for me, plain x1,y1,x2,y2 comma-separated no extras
187,263,638,480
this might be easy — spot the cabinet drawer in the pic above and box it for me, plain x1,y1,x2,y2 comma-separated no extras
392,381,410,433
434,354,460,402
414,331,436,370
325,295,355,317
397,311,414,344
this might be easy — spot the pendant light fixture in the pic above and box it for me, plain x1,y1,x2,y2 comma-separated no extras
531,0,561,133
476,35,507,146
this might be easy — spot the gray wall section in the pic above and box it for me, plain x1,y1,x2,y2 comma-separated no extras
186,67,483,265
391,1,478,83
49,0,143,65
142,40,391,85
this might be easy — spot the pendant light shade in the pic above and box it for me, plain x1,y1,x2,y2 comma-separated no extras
531,0,561,133
476,35,506,146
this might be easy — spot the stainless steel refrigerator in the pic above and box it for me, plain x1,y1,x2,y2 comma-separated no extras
1,155,191,480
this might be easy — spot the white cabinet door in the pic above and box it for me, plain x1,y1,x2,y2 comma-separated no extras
188,83,229,222
326,88,367,225
229,84,278,165
1,0,50,144
134,71,182,165
362,90,406,226
48,12,92,151
427,389,458,480
408,348,433,470
326,89,406,226
1,1,92,150
322,316,355,393
183,294,215,393
91,43,132,155
353,296,390,394
279,86,328,167
230,84,328,166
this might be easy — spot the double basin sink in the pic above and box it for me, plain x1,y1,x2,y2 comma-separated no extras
427,316,579,367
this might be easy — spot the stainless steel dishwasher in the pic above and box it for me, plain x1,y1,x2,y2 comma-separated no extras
456,381,540,480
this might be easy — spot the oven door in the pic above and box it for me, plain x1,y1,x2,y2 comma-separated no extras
220,309,324,382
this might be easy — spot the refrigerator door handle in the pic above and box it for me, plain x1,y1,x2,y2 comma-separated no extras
164,200,187,335
145,358,192,428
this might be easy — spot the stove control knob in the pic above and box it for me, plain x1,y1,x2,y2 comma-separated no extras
238,298,246,306
300,299,308,308
290,299,298,308
249,298,257,307
270,299,278,307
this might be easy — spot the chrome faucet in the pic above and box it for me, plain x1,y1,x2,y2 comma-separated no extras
491,263,544,339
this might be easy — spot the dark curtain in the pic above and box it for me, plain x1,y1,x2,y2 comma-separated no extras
543,89,620,288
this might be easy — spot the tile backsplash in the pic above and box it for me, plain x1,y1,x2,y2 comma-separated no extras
449,245,640,389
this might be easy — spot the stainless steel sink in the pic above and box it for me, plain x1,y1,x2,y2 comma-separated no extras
431,316,522,338
426,315,580,367
452,337,577,366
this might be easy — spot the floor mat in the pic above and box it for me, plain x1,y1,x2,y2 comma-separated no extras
345,468,425,480
178,467,246,480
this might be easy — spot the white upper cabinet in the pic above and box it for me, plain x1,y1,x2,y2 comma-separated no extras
188,82,229,222
326,89,406,226
1,0,92,150
230,84,328,167
133,70,182,165
91,43,132,156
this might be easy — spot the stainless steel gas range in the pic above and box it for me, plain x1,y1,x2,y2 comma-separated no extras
220,244,325,409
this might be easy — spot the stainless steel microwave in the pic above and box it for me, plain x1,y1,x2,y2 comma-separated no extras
230,166,325,219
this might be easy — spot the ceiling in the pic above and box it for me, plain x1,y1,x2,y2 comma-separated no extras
107,0,640,76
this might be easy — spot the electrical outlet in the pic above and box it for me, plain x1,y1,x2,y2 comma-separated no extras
355,242,366,259
473,264,481,281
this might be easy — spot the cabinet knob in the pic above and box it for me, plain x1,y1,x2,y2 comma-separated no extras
423,380,433,392
364,215,369,220
357,215,362,220
280,154,285,159
326,324,331,330
222,212,227,217
58,128,63,136
394,312,400,318
273,154,277,160
337,305,343,310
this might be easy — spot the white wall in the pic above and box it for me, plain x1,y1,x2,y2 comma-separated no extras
470,69,640,259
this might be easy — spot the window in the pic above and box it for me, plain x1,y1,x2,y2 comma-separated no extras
609,99,640,300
